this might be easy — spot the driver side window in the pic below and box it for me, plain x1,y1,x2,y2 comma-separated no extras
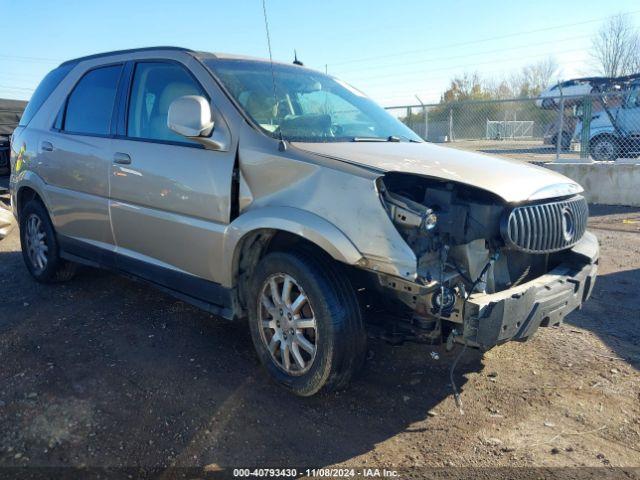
127,62,206,143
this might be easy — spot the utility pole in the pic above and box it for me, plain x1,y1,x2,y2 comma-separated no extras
555,82,564,161
415,95,429,141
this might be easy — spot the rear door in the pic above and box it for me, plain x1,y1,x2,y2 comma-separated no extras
108,59,235,294
39,63,123,259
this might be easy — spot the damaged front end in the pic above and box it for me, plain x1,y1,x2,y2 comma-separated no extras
364,172,598,350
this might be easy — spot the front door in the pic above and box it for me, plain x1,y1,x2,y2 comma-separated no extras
108,61,235,291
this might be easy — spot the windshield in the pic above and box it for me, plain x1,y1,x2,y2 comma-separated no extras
203,58,422,143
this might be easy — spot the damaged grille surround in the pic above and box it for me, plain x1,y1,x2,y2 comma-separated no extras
501,195,588,254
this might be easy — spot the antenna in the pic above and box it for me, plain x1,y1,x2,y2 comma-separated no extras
293,50,303,66
261,0,286,150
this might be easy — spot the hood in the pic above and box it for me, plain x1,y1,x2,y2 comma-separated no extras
291,141,582,203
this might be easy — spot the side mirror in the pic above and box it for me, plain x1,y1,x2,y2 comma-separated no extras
167,95,214,138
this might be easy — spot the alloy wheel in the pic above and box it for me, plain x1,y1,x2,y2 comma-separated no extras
258,273,318,375
593,138,616,160
25,213,48,273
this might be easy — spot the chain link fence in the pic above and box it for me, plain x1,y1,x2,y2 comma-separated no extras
386,88,640,163
3,90,640,171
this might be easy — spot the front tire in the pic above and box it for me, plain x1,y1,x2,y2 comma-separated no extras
248,250,366,396
19,199,76,283
591,135,619,161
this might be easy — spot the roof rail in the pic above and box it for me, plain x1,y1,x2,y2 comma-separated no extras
59,46,196,67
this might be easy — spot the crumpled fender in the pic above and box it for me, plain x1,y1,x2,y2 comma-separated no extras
221,206,364,287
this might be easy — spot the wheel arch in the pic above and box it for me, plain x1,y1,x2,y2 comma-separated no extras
590,132,619,145
15,174,51,220
223,207,365,316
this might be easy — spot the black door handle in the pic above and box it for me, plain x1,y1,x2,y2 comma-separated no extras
41,141,53,152
113,152,131,165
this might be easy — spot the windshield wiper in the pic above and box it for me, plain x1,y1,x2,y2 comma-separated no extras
352,136,387,142
352,135,401,142
395,134,422,143
352,135,422,143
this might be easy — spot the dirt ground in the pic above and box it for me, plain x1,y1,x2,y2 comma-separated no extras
0,190,639,476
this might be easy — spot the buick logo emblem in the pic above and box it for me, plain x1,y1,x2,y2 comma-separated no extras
561,206,575,242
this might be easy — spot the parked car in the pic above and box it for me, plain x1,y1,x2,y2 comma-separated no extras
0,138,9,175
536,75,640,160
10,47,598,396
0,98,27,176
573,81,640,160
536,77,599,110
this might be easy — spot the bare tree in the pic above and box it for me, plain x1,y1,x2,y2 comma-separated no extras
440,72,489,102
631,35,640,73
591,13,640,77
442,58,559,102
485,79,514,99
504,58,559,97
521,58,559,95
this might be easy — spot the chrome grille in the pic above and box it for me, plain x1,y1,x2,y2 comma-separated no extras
502,196,588,253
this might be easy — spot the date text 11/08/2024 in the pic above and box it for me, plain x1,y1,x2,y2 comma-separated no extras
232,468,400,477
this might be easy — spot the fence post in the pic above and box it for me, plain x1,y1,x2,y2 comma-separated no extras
555,95,565,161
448,107,453,142
580,96,592,160
423,106,429,141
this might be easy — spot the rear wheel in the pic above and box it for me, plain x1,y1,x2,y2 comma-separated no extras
248,250,366,396
19,200,76,283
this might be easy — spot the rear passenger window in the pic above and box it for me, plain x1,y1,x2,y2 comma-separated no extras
63,65,122,136
127,62,206,143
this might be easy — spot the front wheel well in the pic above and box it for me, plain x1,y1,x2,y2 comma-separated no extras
232,229,342,318
590,133,618,146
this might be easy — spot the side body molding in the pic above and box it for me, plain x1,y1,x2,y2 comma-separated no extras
222,206,365,287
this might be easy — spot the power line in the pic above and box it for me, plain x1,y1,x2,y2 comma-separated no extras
366,57,592,105
0,84,35,92
325,10,640,68
0,54,62,64
339,47,586,86
0,71,46,80
333,34,590,75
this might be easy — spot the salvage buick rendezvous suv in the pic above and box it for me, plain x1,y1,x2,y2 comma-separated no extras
10,47,598,396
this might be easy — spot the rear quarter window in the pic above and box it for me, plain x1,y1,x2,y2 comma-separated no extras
18,64,73,127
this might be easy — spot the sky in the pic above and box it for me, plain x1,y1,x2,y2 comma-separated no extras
1,0,639,106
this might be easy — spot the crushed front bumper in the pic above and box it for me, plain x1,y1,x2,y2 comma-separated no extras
462,231,599,350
